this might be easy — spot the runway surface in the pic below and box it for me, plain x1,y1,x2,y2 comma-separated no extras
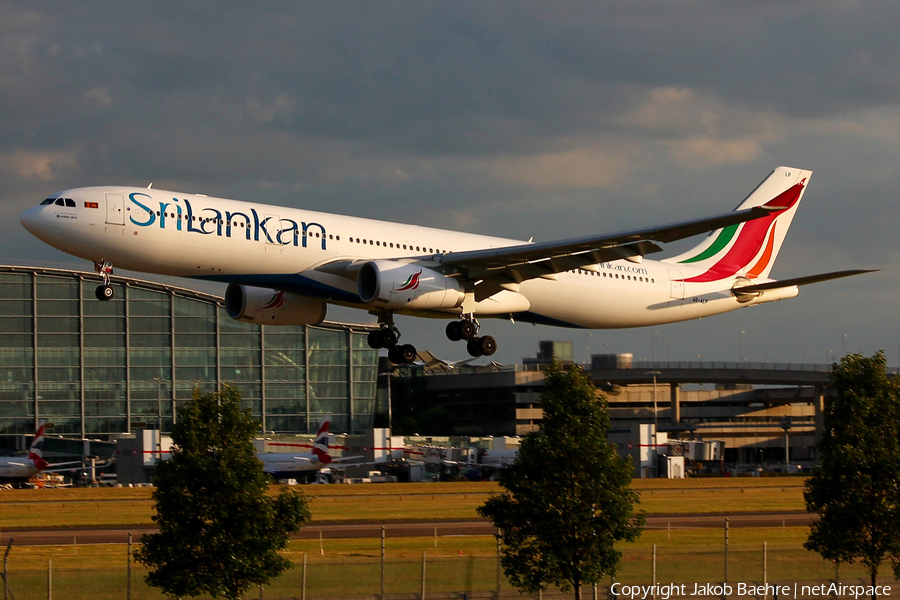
0,512,815,547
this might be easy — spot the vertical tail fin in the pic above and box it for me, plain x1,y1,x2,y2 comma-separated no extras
666,167,812,282
311,418,332,465
28,424,49,471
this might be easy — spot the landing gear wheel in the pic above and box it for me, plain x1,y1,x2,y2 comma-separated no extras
95,284,115,301
387,344,404,364
478,335,497,357
467,338,484,358
379,328,398,348
387,343,418,365
367,330,383,349
399,344,417,364
368,327,399,349
460,321,478,340
446,321,463,342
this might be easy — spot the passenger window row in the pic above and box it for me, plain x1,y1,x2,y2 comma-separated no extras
574,268,655,284
346,237,443,254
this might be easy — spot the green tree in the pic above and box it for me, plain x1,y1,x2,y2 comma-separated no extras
477,362,644,600
135,385,311,600
805,352,900,598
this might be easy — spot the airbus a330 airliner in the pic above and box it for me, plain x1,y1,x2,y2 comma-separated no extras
19,166,872,364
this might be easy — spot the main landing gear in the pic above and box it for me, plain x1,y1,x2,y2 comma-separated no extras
94,260,115,301
367,320,418,365
446,317,497,358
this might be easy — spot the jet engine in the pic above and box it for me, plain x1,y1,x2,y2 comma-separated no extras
225,284,327,325
358,260,464,310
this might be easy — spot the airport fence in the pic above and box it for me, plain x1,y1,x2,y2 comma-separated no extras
2,531,900,600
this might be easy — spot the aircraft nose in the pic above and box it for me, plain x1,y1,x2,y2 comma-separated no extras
19,205,44,235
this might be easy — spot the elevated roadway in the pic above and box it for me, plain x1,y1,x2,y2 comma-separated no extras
591,361,833,387
591,362,837,438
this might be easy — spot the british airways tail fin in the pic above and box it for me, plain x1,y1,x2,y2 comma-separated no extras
27,424,50,471
666,167,812,282
311,418,332,465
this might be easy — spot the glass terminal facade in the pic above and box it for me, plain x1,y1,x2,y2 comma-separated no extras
0,266,378,437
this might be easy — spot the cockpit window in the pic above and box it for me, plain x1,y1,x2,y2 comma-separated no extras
54,198,65,206
41,198,55,205
65,199,75,207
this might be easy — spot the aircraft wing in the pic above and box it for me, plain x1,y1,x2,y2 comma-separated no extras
437,205,777,300
440,205,775,277
315,205,777,302
329,455,364,463
282,456,315,463
260,455,315,469
44,462,91,474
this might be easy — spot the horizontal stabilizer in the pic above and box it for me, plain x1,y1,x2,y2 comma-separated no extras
733,269,877,294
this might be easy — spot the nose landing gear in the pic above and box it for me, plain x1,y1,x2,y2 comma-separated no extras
446,316,497,358
93,260,115,301
367,319,417,365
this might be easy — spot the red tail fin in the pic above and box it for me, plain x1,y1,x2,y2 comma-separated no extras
311,418,332,465
668,167,811,282
28,425,49,471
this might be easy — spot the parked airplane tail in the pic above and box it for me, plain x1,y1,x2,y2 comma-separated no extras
311,418,333,465
666,166,812,282
27,424,49,471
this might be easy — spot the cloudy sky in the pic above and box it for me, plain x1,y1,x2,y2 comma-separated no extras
3,2,898,366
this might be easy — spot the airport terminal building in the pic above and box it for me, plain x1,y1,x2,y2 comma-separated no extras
0,265,379,438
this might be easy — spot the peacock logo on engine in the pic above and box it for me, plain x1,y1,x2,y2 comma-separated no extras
396,270,422,292
261,291,285,310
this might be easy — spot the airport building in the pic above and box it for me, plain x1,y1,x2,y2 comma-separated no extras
0,262,842,477
391,342,831,470
0,265,379,439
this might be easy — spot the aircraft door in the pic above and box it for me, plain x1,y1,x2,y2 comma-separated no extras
667,269,684,300
105,193,125,225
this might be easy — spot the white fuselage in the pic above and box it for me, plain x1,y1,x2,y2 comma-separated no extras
258,453,325,475
19,186,797,329
0,457,41,482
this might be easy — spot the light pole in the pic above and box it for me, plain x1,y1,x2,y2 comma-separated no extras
739,331,745,363
780,416,791,468
378,369,393,433
152,377,163,460
647,370,661,476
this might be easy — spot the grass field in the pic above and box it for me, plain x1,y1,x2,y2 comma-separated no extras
0,525,875,600
0,478,809,529
1,477,885,600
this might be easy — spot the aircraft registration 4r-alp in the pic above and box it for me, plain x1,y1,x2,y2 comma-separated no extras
20,166,872,364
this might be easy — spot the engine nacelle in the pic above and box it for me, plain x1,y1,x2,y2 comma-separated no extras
358,260,464,310
225,284,327,325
